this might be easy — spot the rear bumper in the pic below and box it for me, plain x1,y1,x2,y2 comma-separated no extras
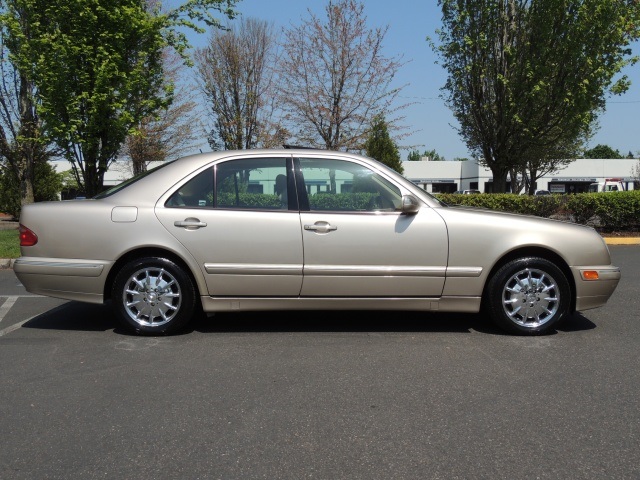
13,257,112,304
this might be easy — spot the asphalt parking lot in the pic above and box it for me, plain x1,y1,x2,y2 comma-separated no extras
1,245,639,479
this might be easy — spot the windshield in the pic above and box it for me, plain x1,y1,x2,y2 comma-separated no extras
93,161,174,199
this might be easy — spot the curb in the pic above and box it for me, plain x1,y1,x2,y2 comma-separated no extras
603,237,640,245
0,259,15,269
2,237,639,270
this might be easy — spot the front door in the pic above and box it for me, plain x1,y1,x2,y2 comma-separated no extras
296,156,448,297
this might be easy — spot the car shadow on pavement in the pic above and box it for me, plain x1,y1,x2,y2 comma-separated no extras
20,302,120,333
191,310,597,336
18,301,596,336
556,312,597,333
192,310,487,334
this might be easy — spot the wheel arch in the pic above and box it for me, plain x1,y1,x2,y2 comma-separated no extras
104,247,203,306
481,246,576,312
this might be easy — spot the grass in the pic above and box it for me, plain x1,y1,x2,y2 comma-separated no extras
0,229,20,259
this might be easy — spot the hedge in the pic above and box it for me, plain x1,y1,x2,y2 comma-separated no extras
436,191,640,232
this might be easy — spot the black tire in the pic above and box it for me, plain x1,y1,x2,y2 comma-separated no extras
112,256,196,336
484,257,570,335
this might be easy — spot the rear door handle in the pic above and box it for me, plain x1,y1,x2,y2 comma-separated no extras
174,218,207,230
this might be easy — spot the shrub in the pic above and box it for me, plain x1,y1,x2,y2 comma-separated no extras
436,191,640,231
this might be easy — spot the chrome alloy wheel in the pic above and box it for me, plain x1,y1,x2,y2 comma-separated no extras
122,267,182,327
501,268,560,328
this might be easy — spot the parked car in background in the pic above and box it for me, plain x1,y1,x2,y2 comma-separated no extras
454,189,481,194
14,149,621,336
588,178,627,192
534,190,551,196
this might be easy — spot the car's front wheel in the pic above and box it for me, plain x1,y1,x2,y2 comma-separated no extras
485,257,571,335
112,257,196,335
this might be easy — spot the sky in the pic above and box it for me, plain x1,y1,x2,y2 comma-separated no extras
179,0,640,160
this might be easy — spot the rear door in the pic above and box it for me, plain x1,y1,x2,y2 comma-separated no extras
155,156,304,296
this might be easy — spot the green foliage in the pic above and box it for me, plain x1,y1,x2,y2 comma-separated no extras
431,0,640,193
583,144,624,159
407,149,445,161
364,114,403,174
216,191,383,211
422,149,444,161
217,192,282,209
0,170,20,220
0,161,62,218
0,229,20,259
309,192,379,211
2,0,237,197
407,150,421,161
565,192,640,230
58,169,80,198
437,191,640,231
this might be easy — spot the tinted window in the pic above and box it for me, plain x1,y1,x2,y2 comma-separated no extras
298,158,401,212
215,158,289,210
166,168,214,208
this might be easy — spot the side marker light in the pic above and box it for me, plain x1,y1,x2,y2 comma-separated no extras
582,271,599,281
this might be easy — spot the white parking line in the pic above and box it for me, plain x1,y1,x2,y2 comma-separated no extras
0,316,35,337
0,295,54,337
0,295,44,324
0,297,18,322
0,296,17,324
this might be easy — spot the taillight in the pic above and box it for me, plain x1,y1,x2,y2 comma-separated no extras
19,224,38,246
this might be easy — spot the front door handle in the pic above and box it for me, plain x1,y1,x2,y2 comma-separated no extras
304,222,337,234
174,218,207,230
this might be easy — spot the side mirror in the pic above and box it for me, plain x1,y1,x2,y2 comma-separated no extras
401,195,420,214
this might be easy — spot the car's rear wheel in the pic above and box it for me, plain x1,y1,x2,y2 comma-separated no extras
485,257,570,335
112,257,196,336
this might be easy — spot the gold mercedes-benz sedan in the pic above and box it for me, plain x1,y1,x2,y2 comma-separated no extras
14,149,621,336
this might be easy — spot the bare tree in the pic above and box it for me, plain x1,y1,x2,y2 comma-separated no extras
277,0,408,151
120,50,203,175
195,17,278,150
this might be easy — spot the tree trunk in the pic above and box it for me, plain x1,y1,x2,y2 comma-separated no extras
490,168,510,193
18,74,36,208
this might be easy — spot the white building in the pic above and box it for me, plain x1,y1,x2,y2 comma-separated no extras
402,157,638,193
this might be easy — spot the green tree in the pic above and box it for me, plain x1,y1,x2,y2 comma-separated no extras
363,114,403,174
583,144,623,159
2,0,237,197
513,133,580,195
407,148,445,161
422,149,444,161
0,13,56,212
0,158,61,218
121,50,202,175
430,0,640,193
407,150,421,161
